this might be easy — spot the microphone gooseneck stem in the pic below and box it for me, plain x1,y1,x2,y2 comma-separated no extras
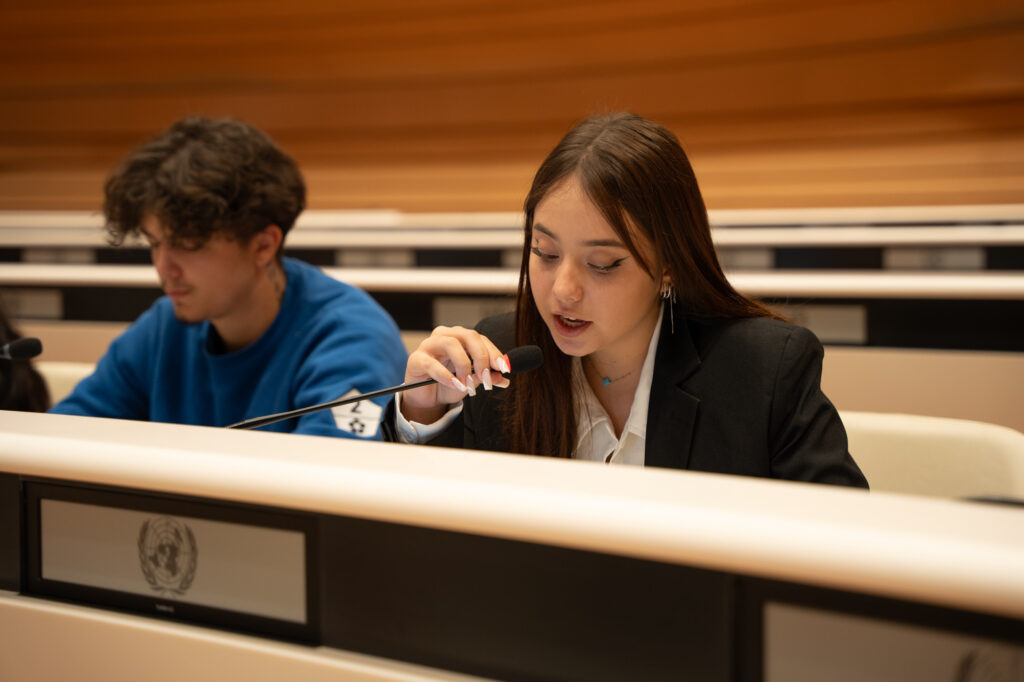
226,345,541,431
226,378,435,430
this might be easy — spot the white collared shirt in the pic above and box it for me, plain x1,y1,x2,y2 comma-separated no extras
396,309,663,468
571,309,661,466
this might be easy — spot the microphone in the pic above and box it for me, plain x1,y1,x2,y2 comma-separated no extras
0,337,42,360
227,344,543,430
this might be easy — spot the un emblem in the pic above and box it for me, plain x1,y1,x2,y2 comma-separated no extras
138,516,198,596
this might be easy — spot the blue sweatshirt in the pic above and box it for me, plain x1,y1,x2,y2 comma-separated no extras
52,258,406,439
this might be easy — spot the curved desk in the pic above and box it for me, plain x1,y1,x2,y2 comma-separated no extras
3,262,1024,299
3,205,1024,249
0,411,1022,681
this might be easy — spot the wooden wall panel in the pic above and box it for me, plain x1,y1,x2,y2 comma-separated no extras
0,0,1022,210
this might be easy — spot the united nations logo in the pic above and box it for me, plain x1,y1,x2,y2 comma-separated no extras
138,516,198,596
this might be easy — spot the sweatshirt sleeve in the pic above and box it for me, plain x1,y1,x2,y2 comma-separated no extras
49,312,154,421
285,302,408,440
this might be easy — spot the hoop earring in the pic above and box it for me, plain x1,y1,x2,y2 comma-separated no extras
660,283,676,334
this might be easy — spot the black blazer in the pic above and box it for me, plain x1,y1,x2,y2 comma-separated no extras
387,312,868,488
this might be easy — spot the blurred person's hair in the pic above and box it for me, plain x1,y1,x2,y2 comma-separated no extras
0,298,50,412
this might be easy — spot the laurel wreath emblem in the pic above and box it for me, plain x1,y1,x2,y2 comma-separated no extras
138,516,198,596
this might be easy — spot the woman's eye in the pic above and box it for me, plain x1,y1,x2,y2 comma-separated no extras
530,246,558,262
590,258,626,273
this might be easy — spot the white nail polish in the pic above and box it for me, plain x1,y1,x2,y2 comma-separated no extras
481,368,493,390
498,357,511,374
466,376,477,397
451,377,467,392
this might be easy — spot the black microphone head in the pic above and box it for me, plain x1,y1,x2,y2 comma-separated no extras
503,345,543,375
4,337,42,360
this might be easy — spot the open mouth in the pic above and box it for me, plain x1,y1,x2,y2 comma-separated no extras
554,314,592,335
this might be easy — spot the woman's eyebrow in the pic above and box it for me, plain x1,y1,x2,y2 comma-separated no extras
534,223,626,248
533,223,558,240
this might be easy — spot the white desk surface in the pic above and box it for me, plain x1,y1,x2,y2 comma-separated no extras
2,262,1024,299
3,205,1024,249
1,410,1022,621
0,590,483,682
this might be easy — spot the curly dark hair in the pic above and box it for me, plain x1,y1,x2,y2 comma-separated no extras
103,116,306,252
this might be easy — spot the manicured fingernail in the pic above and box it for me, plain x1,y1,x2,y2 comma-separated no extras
481,368,493,390
498,356,511,374
450,377,467,392
465,376,477,397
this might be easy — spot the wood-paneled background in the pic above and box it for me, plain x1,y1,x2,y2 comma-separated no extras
1,0,1022,212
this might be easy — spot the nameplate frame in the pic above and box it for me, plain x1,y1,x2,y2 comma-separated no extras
23,480,320,643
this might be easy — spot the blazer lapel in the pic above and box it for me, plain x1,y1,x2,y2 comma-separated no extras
645,315,702,470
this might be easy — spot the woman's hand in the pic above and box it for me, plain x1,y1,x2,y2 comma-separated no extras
400,325,511,425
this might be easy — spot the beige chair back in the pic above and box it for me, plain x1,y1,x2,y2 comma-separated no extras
842,411,1024,500
36,361,94,405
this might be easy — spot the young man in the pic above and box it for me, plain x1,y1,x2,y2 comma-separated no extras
51,116,407,439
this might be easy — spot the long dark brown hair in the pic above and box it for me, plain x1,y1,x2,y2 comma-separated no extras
507,112,781,459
